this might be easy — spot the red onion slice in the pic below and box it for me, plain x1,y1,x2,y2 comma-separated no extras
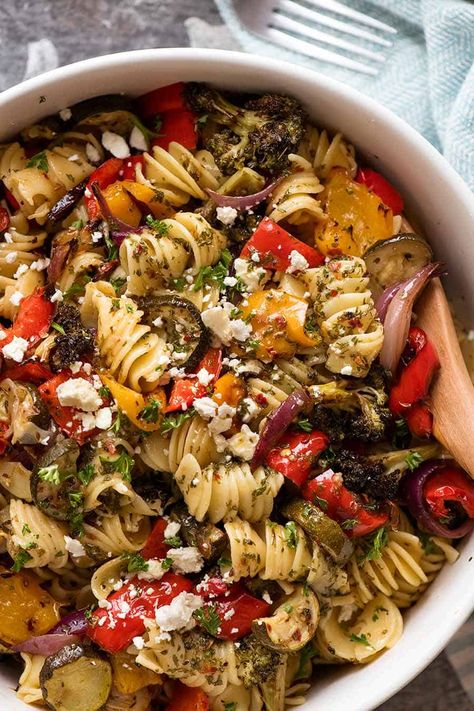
379,262,445,373
206,179,282,211
14,633,80,655
375,282,404,323
49,610,88,636
401,459,474,539
251,388,311,468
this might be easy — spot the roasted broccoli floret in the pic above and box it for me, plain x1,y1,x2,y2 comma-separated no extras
310,378,391,443
49,303,94,372
185,83,306,176
236,634,281,687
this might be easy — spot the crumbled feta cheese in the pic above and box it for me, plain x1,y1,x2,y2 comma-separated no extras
91,230,103,243
287,250,309,274
115,482,129,496
340,365,353,376
164,521,181,539
9,290,24,306
152,316,163,328
68,154,80,162
70,361,83,374
2,336,28,362
30,257,50,271
140,559,166,581
154,591,203,631
240,397,260,423
234,257,269,292
95,407,112,430
226,424,259,461
3,232,13,244
169,547,204,574
194,396,218,419
51,288,63,303
56,377,102,411
98,598,111,609
153,631,172,643
129,125,148,152
216,206,238,226
85,142,101,163
223,276,237,287
262,591,273,605
102,131,130,159
196,368,214,386
76,412,96,431
64,536,86,558
132,636,145,650
14,264,29,279
5,251,17,264
59,108,72,121
230,318,252,342
223,607,235,620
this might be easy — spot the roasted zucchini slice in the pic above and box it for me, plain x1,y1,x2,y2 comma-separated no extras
136,294,209,371
364,233,433,291
252,585,320,652
31,439,81,521
40,643,112,711
69,94,135,134
171,503,228,561
281,499,353,565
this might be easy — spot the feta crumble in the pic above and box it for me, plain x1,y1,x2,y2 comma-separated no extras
2,336,28,362
164,521,181,539
226,424,259,461
102,131,130,159
154,591,203,632
56,377,102,411
129,125,148,152
95,407,112,430
168,546,204,574
86,142,101,164
51,289,64,303
9,291,24,307
234,257,269,292
287,250,309,274
64,536,86,558
59,108,72,121
216,206,238,226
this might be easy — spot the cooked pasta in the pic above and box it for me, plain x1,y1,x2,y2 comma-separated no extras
303,256,384,377
0,80,467,711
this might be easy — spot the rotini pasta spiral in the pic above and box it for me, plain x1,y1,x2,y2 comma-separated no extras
298,127,357,179
120,213,226,295
56,250,105,292
7,499,68,569
138,142,219,207
17,653,45,706
82,282,170,392
175,454,284,524
0,227,48,319
303,256,384,377
266,162,325,226
139,415,218,474
82,511,150,560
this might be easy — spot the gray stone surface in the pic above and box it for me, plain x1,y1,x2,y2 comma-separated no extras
0,1,472,709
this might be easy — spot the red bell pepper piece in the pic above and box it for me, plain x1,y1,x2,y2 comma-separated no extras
38,369,108,445
424,466,474,523
195,583,270,641
85,158,123,221
141,517,169,561
122,155,145,181
0,287,54,351
355,167,404,215
266,430,329,487
303,470,388,537
240,217,324,271
4,189,20,212
166,348,222,413
138,82,188,118
405,402,433,439
152,109,197,151
389,327,439,415
0,207,10,233
166,683,209,711
1,362,53,385
88,572,193,653
196,576,230,599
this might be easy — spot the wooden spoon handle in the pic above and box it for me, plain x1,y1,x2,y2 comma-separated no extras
416,278,474,478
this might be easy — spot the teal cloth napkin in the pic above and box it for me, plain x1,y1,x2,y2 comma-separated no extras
214,0,474,191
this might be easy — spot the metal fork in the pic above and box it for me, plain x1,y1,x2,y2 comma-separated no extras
233,0,396,76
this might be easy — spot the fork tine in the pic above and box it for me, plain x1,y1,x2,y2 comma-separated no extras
277,0,393,47
271,12,387,62
265,27,379,75
302,0,397,34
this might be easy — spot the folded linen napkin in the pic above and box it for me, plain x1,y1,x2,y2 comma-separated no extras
211,0,474,190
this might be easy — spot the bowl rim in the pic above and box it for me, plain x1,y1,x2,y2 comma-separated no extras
1,47,473,711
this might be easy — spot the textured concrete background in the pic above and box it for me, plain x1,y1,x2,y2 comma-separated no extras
0,1,472,709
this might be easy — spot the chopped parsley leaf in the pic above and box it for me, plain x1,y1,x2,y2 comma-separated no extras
26,150,49,172
138,398,162,424
160,408,195,434
349,633,371,647
405,451,423,471
358,527,388,564
284,521,298,549
122,552,149,573
164,536,183,549
11,549,33,572
194,605,221,636
146,215,170,235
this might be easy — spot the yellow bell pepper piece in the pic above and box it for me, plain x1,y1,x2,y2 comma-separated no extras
0,569,60,646
100,374,166,432
111,653,161,694
240,289,319,362
122,180,174,220
213,373,246,409
102,181,142,228
315,168,394,257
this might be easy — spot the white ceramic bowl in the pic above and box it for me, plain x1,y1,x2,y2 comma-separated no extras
1,48,473,711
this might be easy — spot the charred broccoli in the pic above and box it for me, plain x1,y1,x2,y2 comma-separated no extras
236,634,281,687
185,83,306,176
309,377,391,443
49,303,94,372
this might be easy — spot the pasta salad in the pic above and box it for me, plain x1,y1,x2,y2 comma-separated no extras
0,81,472,711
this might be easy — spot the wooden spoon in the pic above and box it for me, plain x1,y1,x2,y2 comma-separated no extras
415,278,474,478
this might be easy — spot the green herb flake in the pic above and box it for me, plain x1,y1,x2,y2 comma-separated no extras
284,521,298,549
341,518,359,530
312,494,328,511
419,532,441,556
77,463,95,486
104,231,118,261
21,524,31,536
217,556,232,569
161,557,173,571
71,219,84,230
193,605,221,636
26,150,49,172
283,603,294,614
164,536,183,549
110,276,127,294
349,633,371,647
294,642,317,681
194,248,232,291
101,450,135,482
138,398,162,424
359,527,388,564
67,491,84,538
297,418,313,433
122,552,149,573
51,321,66,335
37,464,63,486
160,408,195,434
146,215,170,236
11,549,33,572
405,451,423,471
